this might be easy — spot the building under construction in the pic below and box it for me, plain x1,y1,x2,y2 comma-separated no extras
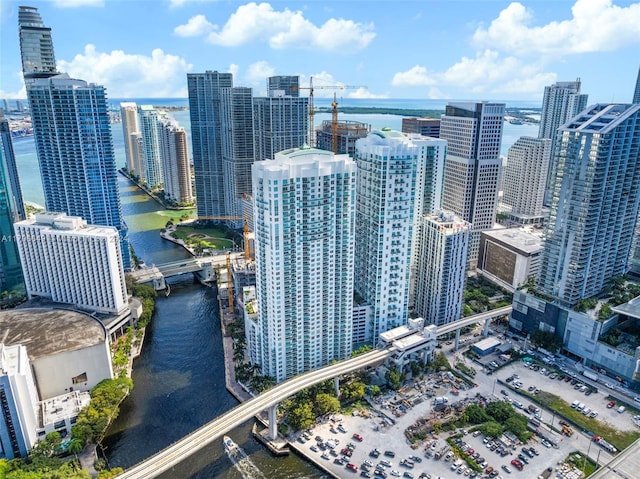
316,119,370,156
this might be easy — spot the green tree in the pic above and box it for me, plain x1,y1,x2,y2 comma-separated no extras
480,421,503,438
465,404,491,424
485,400,514,423
314,393,340,416
97,468,125,479
288,402,315,431
385,367,403,390
367,384,381,396
342,381,366,402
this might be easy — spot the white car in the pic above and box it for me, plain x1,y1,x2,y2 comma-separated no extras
390,470,401,477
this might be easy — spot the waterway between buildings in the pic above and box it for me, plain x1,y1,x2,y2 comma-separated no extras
101,175,328,479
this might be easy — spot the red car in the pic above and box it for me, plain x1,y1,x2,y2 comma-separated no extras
510,459,524,471
607,401,616,408
465,448,475,456
353,433,364,442
346,463,358,472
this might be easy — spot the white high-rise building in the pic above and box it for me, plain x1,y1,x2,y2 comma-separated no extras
15,213,128,314
440,102,504,269
414,212,470,326
159,121,193,205
354,130,446,344
0,344,39,459
538,80,588,206
501,137,551,223
138,105,164,189
120,102,143,177
252,147,356,382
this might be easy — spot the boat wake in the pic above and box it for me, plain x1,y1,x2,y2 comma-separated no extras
224,438,266,479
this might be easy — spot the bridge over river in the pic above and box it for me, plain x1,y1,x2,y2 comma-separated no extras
116,306,512,478
128,253,244,290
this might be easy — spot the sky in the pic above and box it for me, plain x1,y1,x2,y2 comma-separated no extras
0,0,638,103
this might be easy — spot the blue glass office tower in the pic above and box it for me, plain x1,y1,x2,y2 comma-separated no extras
540,104,640,306
18,7,130,270
0,115,26,295
187,71,233,218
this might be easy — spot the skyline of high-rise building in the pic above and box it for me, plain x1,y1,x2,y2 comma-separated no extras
18,6,131,271
254,77,309,161
159,120,193,206
187,71,234,218
316,120,370,156
220,87,255,218
120,102,144,178
353,130,421,345
0,115,26,295
440,101,504,269
413,211,470,326
538,79,589,206
138,105,165,189
539,103,640,307
17,6,57,82
252,147,356,382
501,136,551,224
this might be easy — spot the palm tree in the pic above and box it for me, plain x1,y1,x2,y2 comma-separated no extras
67,438,84,461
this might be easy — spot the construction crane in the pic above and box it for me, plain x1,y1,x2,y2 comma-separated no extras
293,77,364,147
331,93,339,154
197,215,252,312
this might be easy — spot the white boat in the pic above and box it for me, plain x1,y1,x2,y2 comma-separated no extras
223,435,239,454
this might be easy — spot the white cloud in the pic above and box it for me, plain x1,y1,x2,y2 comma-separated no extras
58,44,192,98
51,0,104,7
203,2,374,52
174,15,215,37
392,50,556,97
347,87,388,99
391,65,437,87
169,0,217,8
245,61,275,86
0,73,26,99
473,0,640,56
228,64,239,79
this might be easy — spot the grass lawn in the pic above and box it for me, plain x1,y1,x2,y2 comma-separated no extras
534,391,640,450
170,225,236,250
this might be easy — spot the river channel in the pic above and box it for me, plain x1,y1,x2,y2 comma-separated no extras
102,175,327,479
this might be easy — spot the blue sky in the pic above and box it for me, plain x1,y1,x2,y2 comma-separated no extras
0,0,638,102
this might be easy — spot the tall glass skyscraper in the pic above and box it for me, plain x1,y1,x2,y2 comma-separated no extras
540,104,640,307
18,7,131,270
440,102,504,269
538,80,589,206
18,6,57,81
187,71,233,218
0,115,26,295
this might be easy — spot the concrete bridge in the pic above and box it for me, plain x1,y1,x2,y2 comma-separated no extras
115,306,512,478
129,253,244,290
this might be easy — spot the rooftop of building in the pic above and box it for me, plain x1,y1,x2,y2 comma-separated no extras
0,307,107,360
41,390,91,427
564,103,640,134
473,337,502,351
612,295,640,320
16,212,118,235
480,227,544,254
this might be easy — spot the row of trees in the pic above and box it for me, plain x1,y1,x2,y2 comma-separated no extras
437,401,532,443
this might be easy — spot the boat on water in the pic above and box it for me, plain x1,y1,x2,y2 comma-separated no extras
223,435,239,454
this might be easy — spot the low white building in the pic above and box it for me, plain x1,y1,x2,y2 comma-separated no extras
15,212,128,314
477,227,543,291
0,308,113,400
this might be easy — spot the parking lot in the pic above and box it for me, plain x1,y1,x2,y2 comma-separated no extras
291,341,640,479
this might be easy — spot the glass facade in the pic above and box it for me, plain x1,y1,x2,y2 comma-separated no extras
0,122,26,295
